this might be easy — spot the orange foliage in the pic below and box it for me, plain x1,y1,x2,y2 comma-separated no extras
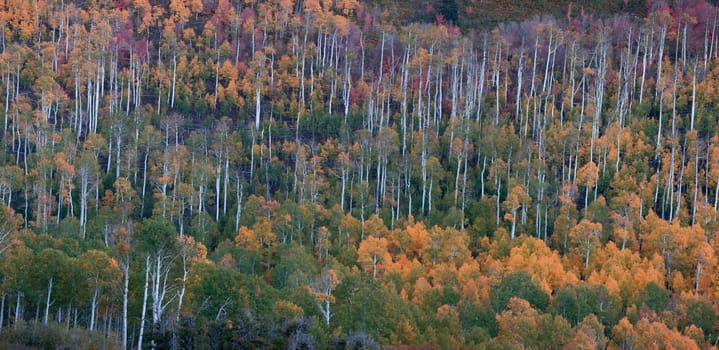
506,237,579,294
357,235,391,279
588,242,665,304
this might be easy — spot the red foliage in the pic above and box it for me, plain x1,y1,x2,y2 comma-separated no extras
114,0,128,10
350,80,369,107
134,38,149,61
435,14,446,26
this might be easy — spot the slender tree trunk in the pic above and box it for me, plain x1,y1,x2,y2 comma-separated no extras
89,288,98,331
255,81,261,130
44,278,53,324
15,292,21,329
171,52,176,109
585,243,591,270
138,256,149,350
224,159,229,216
215,160,221,221
656,25,666,99
122,262,129,349
690,64,696,131
0,293,4,332
141,150,149,214
496,177,501,226
510,208,517,239
177,258,188,321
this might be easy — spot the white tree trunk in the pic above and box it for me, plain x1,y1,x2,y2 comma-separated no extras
14,292,21,329
138,256,150,350
44,278,53,324
176,259,188,321
122,261,129,349
89,288,99,331
0,293,4,332
255,83,261,130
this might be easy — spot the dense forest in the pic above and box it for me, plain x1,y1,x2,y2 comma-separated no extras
2,0,719,348
367,0,649,30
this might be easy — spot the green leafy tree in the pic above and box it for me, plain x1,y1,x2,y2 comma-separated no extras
551,282,620,327
33,248,67,324
136,217,178,348
633,281,669,312
79,249,121,331
0,240,33,326
490,270,549,313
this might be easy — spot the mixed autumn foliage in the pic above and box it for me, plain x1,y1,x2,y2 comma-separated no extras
2,0,719,348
